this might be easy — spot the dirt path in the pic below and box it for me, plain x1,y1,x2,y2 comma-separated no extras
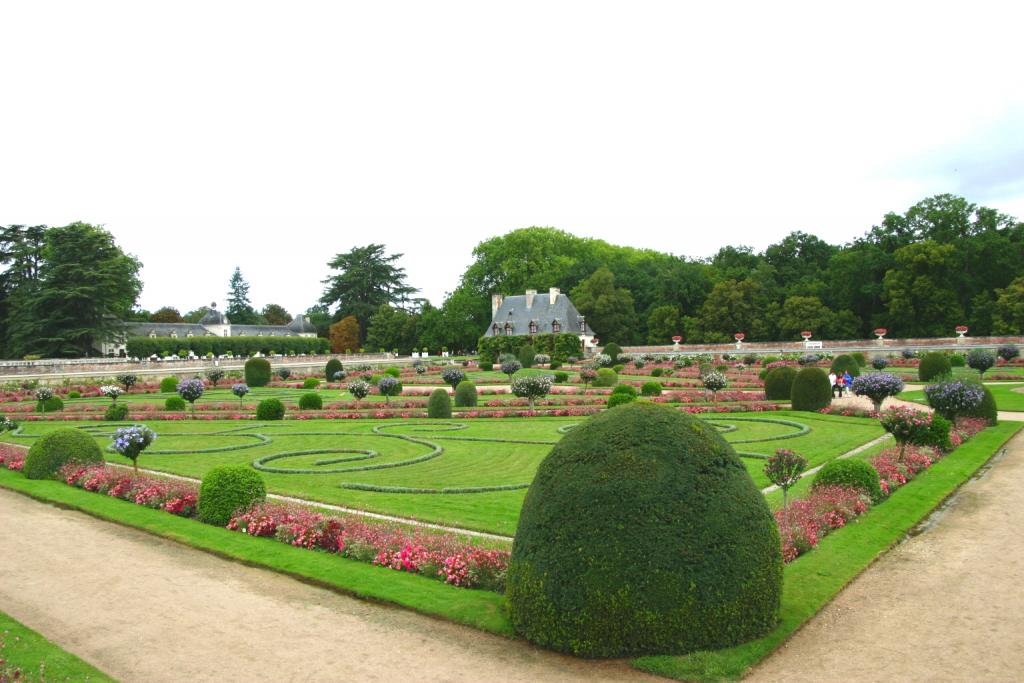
747,430,1024,682
0,489,657,683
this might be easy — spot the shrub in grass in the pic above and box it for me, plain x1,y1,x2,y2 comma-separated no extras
276,368,293,380
830,354,861,378
377,376,402,402
197,465,266,527
24,428,103,480
298,393,323,410
41,396,64,412
511,375,553,409
325,358,343,381
165,396,187,411
650,367,663,377
579,368,598,387
549,360,561,370
500,356,523,379
813,459,882,502
949,353,965,367
612,363,624,374
507,402,782,657
879,406,950,461
453,380,478,407
918,352,951,382
518,344,536,369
479,362,493,371
105,404,129,421
611,383,637,397
962,384,998,425
641,381,662,397
966,349,996,378
244,358,272,387
428,388,452,418
384,367,401,378
923,380,986,420
763,366,797,400
205,368,225,387
790,367,831,412
997,345,1019,362
553,371,569,383
68,390,81,399
116,373,138,391
347,380,370,401
606,392,636,408
159,376,179,393
593,368,618,387
602,342,622,363
256,398,286,420
301,377,319,389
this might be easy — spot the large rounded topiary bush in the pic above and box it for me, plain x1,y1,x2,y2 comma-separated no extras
813,459,883,502
256,398,285,420
829,354,861,378
23,428,104,480
763,366,797,400
427,388,452,418
918,352,951,382
298,392,323,410
963,384,998,425
506,402,782,657
197,465,267,526
453,380,477,407
244,358,272,387
159,376,179,393
592,368,618,387
325,358,342,381
790,367,831,411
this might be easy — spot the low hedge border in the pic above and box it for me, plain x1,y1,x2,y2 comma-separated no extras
340,482,531,494
633,421,1023,681
252,449,380,474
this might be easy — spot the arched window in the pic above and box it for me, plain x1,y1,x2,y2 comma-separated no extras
551,319,561,333
529,320,537,335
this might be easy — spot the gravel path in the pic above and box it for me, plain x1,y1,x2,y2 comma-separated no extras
747,429,1024,682
0,488,658,683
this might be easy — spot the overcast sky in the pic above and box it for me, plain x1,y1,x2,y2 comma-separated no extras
3,1,1023,315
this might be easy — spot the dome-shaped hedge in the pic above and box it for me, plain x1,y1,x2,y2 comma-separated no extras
24,428,103,480
830,354,861,378
427,388,452,418
298,392,323,410
325,358,342,381
256,398,285,420
963,385,998,425
814,459,882,502
454,380,477,407
918,352,951,382
244,358,272,387
506,402,782,658
764,366,797,400
790,367,832,412
197,465,266,526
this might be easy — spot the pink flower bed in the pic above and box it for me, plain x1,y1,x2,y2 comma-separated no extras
775,485,870,563
0,443,26,471
60,464,199,516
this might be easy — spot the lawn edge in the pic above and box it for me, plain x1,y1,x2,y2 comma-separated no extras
0,608,115,682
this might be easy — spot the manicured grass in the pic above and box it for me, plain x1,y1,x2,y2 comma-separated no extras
889,365,1024,381
901,382,1024,412
0,609,113,681
0,468,513,637
633,421,1023,681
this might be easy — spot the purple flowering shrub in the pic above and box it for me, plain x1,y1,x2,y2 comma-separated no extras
851,372,904,412
924,380,985,420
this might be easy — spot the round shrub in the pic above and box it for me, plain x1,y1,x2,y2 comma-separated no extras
164,396,187,411
276,368,292,380
441,367,466,390
300,377,319,390
479,362,493,372
830,354,861,378
593,368,618,387
602,342,622,363
454,380,477,407
650,367,663,377
105,404,129,421
255,398,285,420
813,459,882,502
924,380,986,420
507,402,782,657
159,376,179,393
606,392,636,408
384,366,401,378
997,345,1019,362
967,349,996,377
870,356,889,370
611,383,638,397
641,381,662,397
963,385,997,425
244,358,272,387
42,396,64,412
298,393,323,410
553,371,569,383
197,465,267,527
23,428,103,480
949,353,965,367
427,388,452,418
763,366,797,401
918,352,951,382
325,358,342,381
518,344,536,369
790,367,831,412
851,352,866,367
68,391,81,399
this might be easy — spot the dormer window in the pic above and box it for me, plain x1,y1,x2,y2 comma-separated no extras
529,320,537,335
170,331,178,339
504,322,513,335
551,320,561,333
187,330,194,338
579,315,586,332
492,323,500,336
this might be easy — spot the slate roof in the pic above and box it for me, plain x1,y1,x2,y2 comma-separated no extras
199,308,228,325
125,323,211,338
231,325,301,337
286,315,317,334
485,292,594,337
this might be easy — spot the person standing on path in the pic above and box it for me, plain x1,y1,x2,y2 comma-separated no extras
843,371,853,395
829,372,839,398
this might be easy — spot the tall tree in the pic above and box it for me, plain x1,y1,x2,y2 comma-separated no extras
882,241,963,337
319,244,417,342
364,304,419,354
646,305,681,344
693,278,775,342
570,267,637,344
150,306,183,323
0,225,47,357
992,276,1024,334
23,222,142,357
261,303,291,326
329,315,361,353
776,296,835,340
226,267,259,324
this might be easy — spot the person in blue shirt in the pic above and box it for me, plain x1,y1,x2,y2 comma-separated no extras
843,371,853,394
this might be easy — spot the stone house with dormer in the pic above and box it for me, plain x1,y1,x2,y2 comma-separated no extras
485,287,598,351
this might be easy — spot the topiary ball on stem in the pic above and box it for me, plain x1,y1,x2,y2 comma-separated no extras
506,402,782,658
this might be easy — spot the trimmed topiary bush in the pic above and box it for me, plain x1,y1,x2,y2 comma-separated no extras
830,354,861,378
479,362,493,372
641,381,662,397
105,404,129,421
507,402,782,657
813,459,882,502
611,383,638,397
518,344,536,369
454,380,477,407
790,367,831,412
197,465,267,526
298,392,323,410
949,353,965,368
159,376,179,393
384,366,401,378
41,396,64,412
303,377,321,389
602,342,622,363
68,391,81,399
997,345,1019,362
593,368,618,387
963,384,998,425
966,349,996,378
165,396,186,411
851,352,866,367
763,366,797,401
245,358,272,387
918,352,951,382
650,367,664,377
325,358,342,381
256,398,285,420
441,367,466,391
606,392,636,408
23,428,103,480
427,388,452,418
553,371,569,383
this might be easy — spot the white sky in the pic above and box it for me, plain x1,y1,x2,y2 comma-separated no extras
3,1,1023,315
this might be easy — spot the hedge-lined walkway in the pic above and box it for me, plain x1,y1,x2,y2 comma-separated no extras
0,488,657,683
748,429,1024,682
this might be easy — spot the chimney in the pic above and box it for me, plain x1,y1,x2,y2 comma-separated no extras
525,289,536,308
491,294,504,319
549,287,559,305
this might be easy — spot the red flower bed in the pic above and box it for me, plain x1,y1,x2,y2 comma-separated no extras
775,485,870,562
0,443,26,471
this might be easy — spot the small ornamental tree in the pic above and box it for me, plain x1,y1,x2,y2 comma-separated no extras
879,406,943,462
518,344,537,369
501,356,523,380
851,372,905,413
205,368,225,387
1,417,18,434
231,383,249,407
325,358,343,381
347,379,370,401
764,448,807,512
702,371,728,402
997,345,1019,362
441,367,466,391
377,376,402,403
111,424,157,473
34,387,53,413
579,367,597,388
871,356,889,370
333,369,348,381
276,368,292,380
177,378,205,416
966,349,996,378
511,375,553,409
924,380,986,420
116,373,138,392
592,353,613,368
100,385,125,403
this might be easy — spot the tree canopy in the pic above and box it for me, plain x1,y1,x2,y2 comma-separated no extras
319,244,417,342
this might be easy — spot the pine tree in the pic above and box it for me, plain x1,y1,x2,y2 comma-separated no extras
226,267,259,324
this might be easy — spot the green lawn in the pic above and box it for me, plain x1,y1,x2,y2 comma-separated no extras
888,365,1024,381
901,382,1024,412
0,609,113,682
